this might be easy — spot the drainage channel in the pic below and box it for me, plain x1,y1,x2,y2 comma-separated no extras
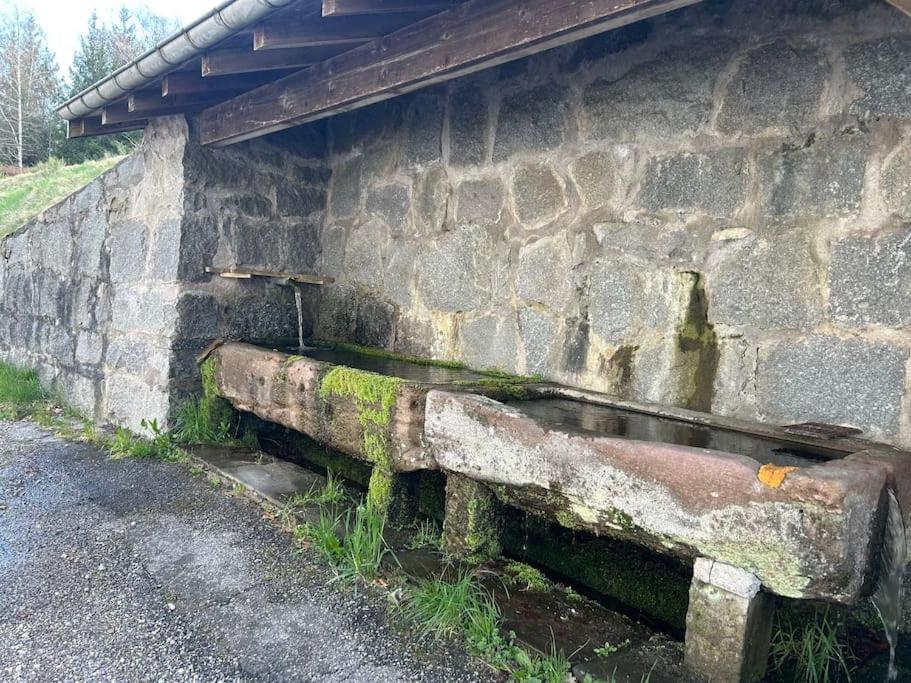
188,438,701,683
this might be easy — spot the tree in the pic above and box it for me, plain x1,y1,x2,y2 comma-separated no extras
0,7,60,168
58,6,180,163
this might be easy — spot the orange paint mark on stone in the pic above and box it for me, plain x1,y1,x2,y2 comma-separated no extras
757,464,798,488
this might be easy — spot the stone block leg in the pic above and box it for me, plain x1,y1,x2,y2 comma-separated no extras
442,474,503,563
684,558,775,683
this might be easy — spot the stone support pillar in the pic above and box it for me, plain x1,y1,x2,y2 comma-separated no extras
684,557,775,683
442,474,503,563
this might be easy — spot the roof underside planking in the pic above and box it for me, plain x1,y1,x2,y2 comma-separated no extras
60,0,911,145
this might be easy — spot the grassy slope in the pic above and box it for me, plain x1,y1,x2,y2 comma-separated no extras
0,157,123,239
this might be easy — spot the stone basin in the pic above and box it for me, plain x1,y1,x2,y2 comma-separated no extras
424,386,911,606
206,341,533,510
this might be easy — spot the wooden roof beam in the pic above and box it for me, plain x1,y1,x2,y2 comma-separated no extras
128,91,234,115
67,116,146,139
254,12,431,50
322,0,458,16
201,0,702,146
162,70,297,97
201,45,345,76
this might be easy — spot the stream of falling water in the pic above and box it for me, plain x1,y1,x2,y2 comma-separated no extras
293,286,305,350
872,489,907,682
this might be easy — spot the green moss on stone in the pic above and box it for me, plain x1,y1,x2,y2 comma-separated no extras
675,272,719,413
500,510,691,632
320,366,405,515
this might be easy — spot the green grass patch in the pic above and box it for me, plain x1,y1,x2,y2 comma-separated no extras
296,499,389,584
0,156,122,238
0,362,46,418
770,606,854,683
394,569,574,682
108,419,187,464
406,519,443,551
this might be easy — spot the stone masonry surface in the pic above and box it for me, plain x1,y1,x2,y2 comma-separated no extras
312,0,911,448
3,0,911,451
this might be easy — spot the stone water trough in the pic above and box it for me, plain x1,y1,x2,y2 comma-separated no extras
207,341,911,681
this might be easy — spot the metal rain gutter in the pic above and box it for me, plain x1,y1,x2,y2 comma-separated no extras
56,0,296,121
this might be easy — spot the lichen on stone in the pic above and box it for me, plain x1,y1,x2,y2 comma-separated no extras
757,463,798,488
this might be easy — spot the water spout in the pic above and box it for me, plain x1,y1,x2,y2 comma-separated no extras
872,489,908,682
292,285,306,351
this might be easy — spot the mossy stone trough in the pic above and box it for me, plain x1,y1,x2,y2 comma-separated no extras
206,340,911,682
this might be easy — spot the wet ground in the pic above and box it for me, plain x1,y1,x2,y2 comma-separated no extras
0,421,487,682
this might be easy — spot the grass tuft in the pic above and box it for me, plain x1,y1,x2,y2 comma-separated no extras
0,362,46,418
406,519,443,551
770,606,854,683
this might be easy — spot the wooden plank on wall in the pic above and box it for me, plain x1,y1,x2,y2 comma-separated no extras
323,0,458,16
201,0,701,146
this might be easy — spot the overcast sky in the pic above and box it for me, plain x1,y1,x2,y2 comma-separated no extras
22,0,216,73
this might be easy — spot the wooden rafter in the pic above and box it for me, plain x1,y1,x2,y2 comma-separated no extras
162,70,295,97
322,0,458,16
254,12,431,50
128,91,232,115
201,0,701,146
201,45,346,76
67,116,146,139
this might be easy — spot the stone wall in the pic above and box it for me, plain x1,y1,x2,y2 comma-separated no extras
0,117,329,432
312,0,911,448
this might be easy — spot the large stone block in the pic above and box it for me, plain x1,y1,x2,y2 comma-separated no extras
829,225,911,328
717,41,827,135
366,183,412,235
219,289,300,343
344,219,386,291
588,257,681,343
883,142,911,217
416,225,500,312
103,372,172,432
283,220,321,272
459,314,518,373
329,156,363,219
844,36,911,119
403,92,444,167
74,212,108,276
492,85,573,161
454,178,504,229
384,240,417,308
707,235,822,330
175,291,219,345
516,237,573,312
569,149,622,209
758,336,908,437
640,149,748,216
511,162,567,226
104,334,171,386
110,285,179,336
413,165,450,235
108,219,149,283
760,133,868,221
518,307,557,377
75,331,105,367
448,84,488,167
146,218,183,283
178,213,219,282
582,44,727,142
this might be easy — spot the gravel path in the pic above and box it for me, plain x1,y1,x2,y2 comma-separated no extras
0,420,488,682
